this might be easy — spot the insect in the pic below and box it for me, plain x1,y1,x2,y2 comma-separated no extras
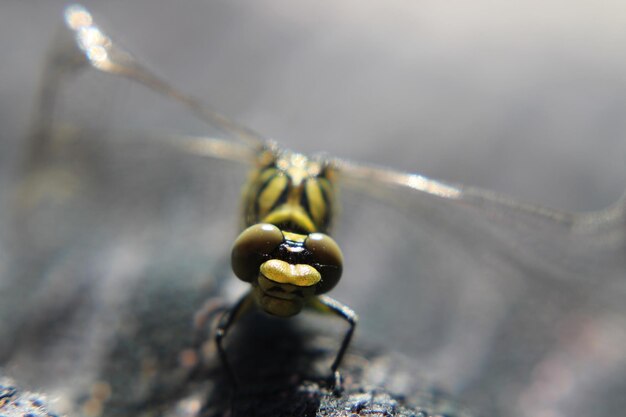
51,4,462,390
6,4,626,417
220,143,357,388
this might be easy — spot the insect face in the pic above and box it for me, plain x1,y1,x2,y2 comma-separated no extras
231,224,343,316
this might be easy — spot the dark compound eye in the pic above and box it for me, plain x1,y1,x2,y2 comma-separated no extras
305,233,343,294
232,223,284,282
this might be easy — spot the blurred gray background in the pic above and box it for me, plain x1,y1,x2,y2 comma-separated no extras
1,3,626,417
1,0,625,212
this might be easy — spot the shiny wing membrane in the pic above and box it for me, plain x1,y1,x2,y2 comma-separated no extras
4,5,625,417
334,154,626,416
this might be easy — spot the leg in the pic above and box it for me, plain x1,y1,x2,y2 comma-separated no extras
180,299,229,380
309,295,358,391
193,298,228,349
215,291,254,388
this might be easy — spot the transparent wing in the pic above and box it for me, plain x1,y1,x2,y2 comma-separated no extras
332,158,626,415
3,6,257,411
3,5,625,417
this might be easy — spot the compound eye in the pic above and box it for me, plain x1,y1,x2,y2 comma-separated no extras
232,224,283,282
305,233,343,294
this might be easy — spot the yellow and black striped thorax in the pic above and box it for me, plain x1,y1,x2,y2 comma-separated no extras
242,145,336,235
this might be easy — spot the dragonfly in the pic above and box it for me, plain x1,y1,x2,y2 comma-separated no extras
2,4,625,417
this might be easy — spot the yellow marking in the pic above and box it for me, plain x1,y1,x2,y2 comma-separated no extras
257,167,277,183
257,275,315,300
320,179,336,230
306,180,326,227
260,259,321,287
319,179,333,202
262,205,316,233
282,231,306,243
241,149,337,233
258,174,288,218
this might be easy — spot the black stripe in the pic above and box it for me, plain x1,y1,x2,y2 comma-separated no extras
253,169,278,219
300,178,311,219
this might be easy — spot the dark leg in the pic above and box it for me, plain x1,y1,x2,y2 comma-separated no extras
192,298,228,350
310,295,358,391
215,292,254,388
183,299,229,381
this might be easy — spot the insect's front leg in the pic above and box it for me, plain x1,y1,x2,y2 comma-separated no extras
309,295,358,392
215,291,255,388
192,298,228,350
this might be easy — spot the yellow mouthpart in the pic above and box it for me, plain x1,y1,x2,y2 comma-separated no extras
260,259,321,287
